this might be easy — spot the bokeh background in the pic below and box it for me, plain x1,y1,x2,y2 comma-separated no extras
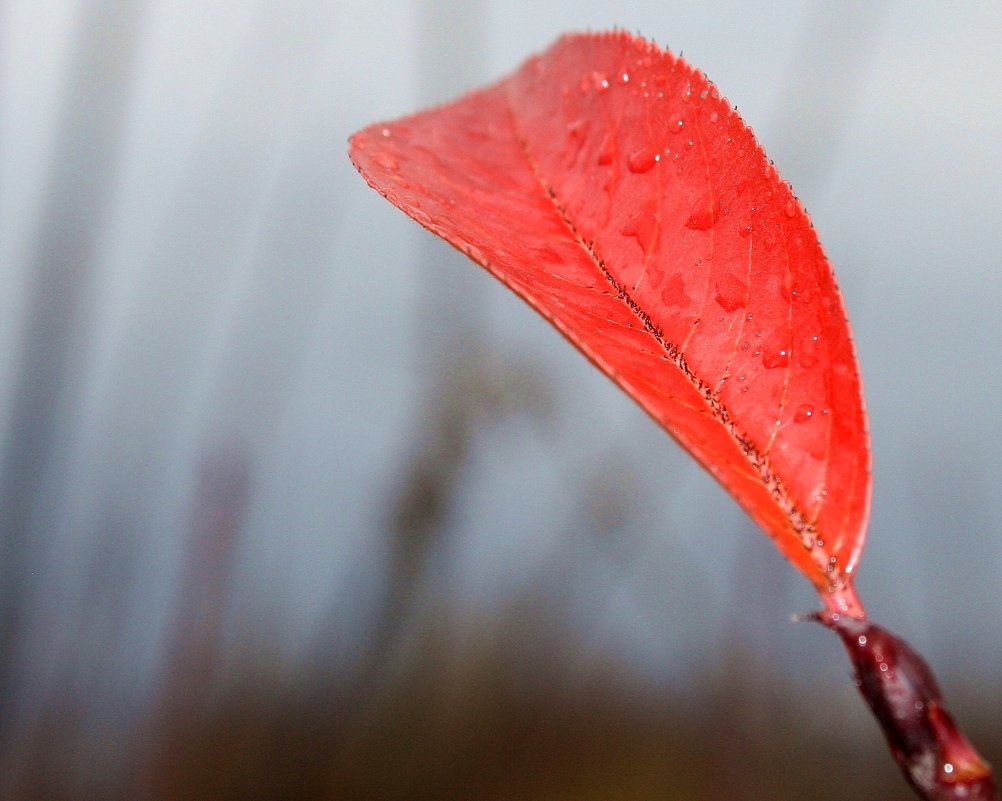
1,1,1000,799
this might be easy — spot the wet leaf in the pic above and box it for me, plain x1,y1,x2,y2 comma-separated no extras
348,31,869,609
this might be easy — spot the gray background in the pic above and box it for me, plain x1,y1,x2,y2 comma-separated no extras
1,1,999,798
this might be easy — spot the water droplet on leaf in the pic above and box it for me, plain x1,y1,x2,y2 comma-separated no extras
597,133,616,165
685,204,715,230
797,333,821,368
464,242,485,263
564,118,588,162
628,147,659,173
792,283,813,304
372,152,399,171
762,348,789,369
714,274,748,312
660,273,691,308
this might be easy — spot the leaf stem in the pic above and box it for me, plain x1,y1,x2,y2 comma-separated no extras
821,577,866,619
810,611,997,801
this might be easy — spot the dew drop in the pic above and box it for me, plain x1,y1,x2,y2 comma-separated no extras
709,111,719,124
738,223,752,238
620,212,654,255
628,147,659,173
792,282,814,304
564,118,588,162
858,635,867,647
380,127,392,138
592,71,610,93
372,152,399,171
409,207,432,226
794,404,814,423
597,133,616,165
714,274,748,312
797,333,821,368
763,348,789,369
659,273,691,308
669,113,684,133
464,242,485,263
619,71,631,84
566,117,587,137
685,204,715,230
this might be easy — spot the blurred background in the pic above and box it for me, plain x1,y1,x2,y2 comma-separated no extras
1,1,1000,799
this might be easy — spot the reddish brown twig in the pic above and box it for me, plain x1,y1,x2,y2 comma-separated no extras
809,611,996,801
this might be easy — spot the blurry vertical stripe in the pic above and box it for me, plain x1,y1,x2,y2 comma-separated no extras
0,0,348,783
0,0,149,738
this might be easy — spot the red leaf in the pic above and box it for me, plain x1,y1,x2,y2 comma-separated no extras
349,31,870,613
